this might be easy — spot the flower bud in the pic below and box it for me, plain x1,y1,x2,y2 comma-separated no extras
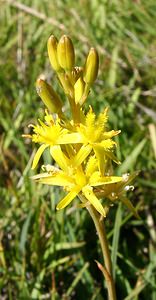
74,77,85,104
57,35,75,71
83,48,99,84
36,79,63,113
47,35,62,72
72,66,83,83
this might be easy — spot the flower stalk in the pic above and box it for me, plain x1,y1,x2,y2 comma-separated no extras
79,193,116,299
87,205,117,300
24,34,139,298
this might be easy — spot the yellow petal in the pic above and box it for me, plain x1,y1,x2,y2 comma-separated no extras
32,144,48,169
85,156,98,177
93,142,116,175
82,186,106,217
90,175,123,186
93,146,106,175
74,168,87,187
100,139,116,149
32,172,74,187
102,130,121,139
57,133,83,144
85,106,95,128
56,186,81,210
72,145,92,167
50,145,69,172
97,108,109,128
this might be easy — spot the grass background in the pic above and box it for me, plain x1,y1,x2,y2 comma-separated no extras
0,0,156,299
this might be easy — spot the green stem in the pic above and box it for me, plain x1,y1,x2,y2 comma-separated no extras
57,72,80,123
88,205,117,300
84,201,117,300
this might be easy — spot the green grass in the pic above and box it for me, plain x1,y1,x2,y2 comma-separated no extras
0,0,156,299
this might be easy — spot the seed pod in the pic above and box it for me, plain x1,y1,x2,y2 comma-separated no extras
74,77,85,104
57,35,75,71
83,48,99,84
47,35,62,72
36,79,63,113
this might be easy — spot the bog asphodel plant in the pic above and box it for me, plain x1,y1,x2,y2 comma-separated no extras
24,35,139,299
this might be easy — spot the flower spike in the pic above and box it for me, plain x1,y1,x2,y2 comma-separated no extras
24,34,138,218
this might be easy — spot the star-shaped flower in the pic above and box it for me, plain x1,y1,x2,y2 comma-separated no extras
26,111,82,169
76,107,121,174
32,146,122,216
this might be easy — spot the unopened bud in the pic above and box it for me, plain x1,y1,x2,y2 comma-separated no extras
74,77,85,104
72,66,83,83
57,35,75,71
83,48,99,84
47,35,62,72
36,79,63,113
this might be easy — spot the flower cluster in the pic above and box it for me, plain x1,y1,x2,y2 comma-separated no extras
24,35,138,217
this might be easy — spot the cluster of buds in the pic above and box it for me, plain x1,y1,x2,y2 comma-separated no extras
37,35,99,121
24,35,138,218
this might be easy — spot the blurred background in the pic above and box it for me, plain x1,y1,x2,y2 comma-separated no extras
0,0,156,299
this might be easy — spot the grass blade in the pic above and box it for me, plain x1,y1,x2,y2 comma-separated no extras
66,262,89,297
118,139,146,173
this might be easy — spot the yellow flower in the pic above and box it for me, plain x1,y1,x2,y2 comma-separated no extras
32,147,122,216
24,34,138,219
76,106,121,174
29,112,82,169
28,106,120,175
